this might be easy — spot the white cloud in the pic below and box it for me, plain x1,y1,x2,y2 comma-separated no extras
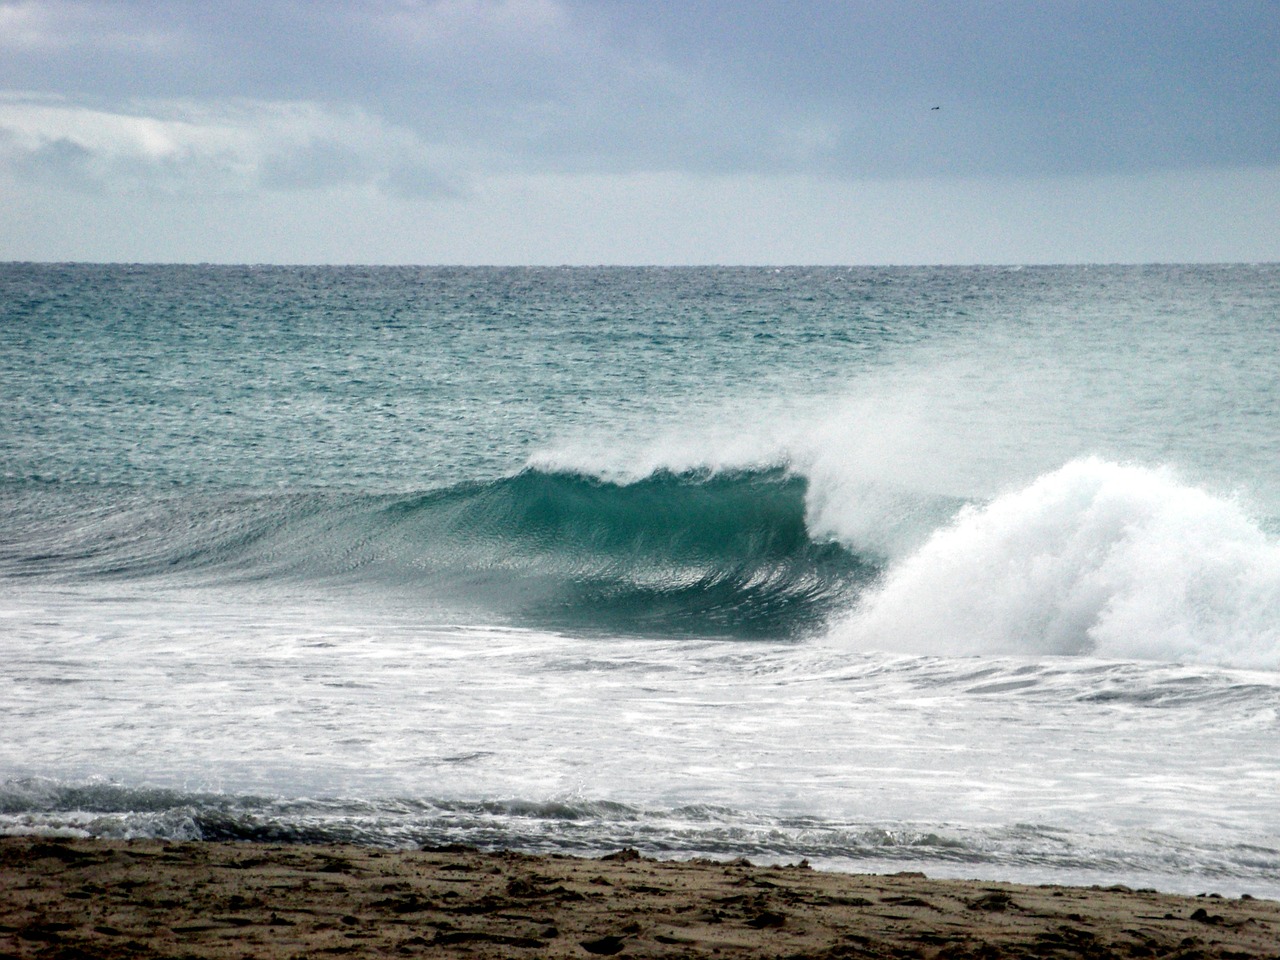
0,94,461,196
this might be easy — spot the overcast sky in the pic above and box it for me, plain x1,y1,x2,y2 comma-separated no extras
2,0,1277,264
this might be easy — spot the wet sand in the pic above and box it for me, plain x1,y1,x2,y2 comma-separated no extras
2,836,1277,959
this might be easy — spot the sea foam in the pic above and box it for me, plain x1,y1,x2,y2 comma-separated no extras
831,458,1280,669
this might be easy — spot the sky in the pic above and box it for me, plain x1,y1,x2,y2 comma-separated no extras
1,0,1277,264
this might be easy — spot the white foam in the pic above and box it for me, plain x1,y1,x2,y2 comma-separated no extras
831,458,1280,669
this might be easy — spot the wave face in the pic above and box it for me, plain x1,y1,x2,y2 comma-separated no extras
0,469,874,639
833,459,1280,669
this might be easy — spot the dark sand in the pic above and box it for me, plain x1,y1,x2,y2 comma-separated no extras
2,837,1277,958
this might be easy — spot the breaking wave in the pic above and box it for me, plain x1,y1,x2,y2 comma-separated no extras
0,468,873,639
834,458,1280,670
4,456,1277,664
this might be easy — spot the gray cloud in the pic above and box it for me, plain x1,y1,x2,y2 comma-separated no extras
379,161,465,201
2,0,1276,185
3,131,99,190
258,139,368,191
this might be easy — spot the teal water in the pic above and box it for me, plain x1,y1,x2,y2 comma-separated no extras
0,265,947,489
7,264,1272,496
1,264,1278,894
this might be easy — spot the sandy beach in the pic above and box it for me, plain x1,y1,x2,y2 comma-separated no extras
2,837,1277,959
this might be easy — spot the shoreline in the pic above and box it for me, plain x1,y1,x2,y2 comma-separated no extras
2,837,1278,958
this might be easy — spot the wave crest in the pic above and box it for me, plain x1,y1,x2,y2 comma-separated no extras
0,469,874,639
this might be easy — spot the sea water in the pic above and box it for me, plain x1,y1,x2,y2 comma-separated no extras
1,264,1277,897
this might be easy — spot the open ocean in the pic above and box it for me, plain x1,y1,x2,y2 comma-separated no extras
2,263,1278,898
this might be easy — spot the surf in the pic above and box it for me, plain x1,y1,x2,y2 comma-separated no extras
5,453,1277,664
830,458,1280,670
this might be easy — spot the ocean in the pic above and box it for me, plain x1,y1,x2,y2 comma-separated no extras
2,263,1278,898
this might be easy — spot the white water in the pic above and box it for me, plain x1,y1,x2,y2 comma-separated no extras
3,576,1280,897
830,458,1280,669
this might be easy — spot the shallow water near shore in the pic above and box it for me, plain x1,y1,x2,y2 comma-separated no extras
2,264,1278,897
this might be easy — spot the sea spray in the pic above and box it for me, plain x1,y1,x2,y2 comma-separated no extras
832,458,1280,668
